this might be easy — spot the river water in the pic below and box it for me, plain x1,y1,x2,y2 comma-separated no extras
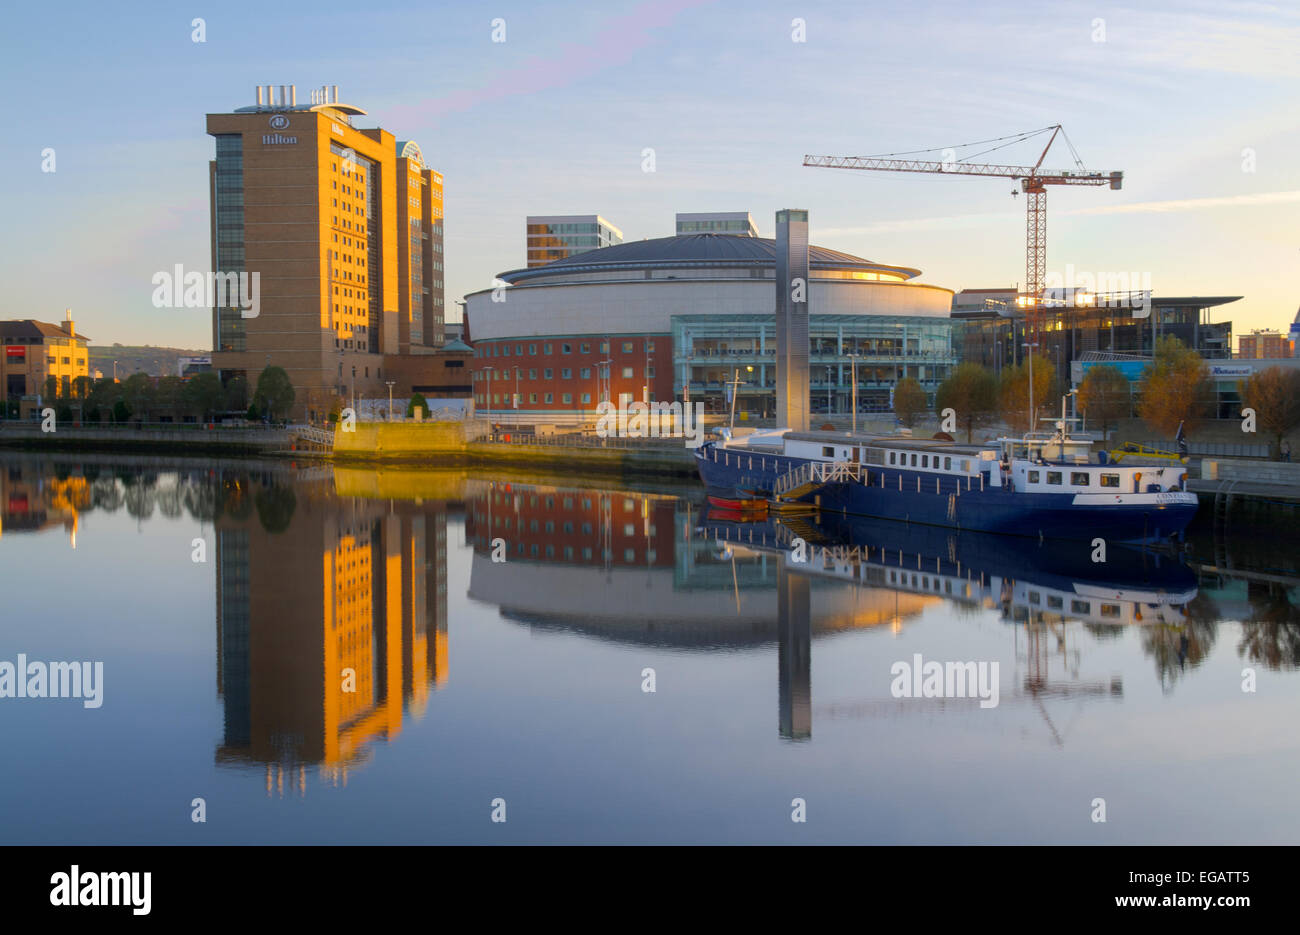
1,451,1296,844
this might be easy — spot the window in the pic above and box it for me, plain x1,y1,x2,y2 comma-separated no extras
503,345,510,356
516,344,523,355
889,452,896,465
1048,595,1063,610
561,368,572,379
529,344,536,355
921,455,929,468
910,454,917,467
1100,604,1121,618
822,446,835,457
944,457,951,470
561,343,571,353
543,343,552,354
1071,472,1090,487
580,367,591,379
1071,600,1090,614
646,366,655,377
529,393,537,403
1028,470,1040,483
1046,472,1062,485
544,393,553,403
544,368,553,379
529,369,537,380
622,367,633,378
599,340,609,353
581,392,591,404
561,393,572,404
1028,591,1041,605
622,341,634,353
580,342,591,353
1100,473,1120,488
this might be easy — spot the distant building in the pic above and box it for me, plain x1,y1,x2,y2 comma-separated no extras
526,215,622,268
206,84,446,422
953,289,1239,375
1238,329,1290,359
466,229,954,424
178,356,213,378
1,312,89,403
676,212,758,238
444,321,464,343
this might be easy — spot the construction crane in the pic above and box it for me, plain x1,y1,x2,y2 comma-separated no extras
804,125,1122,344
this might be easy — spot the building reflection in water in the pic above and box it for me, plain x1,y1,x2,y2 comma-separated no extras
0,460,89,546
214,474,449,795
466,477,1208,743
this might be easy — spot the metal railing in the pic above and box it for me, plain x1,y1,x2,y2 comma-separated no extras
474,431,689,450
773,460,863,497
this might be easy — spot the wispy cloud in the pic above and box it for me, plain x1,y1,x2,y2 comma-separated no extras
390,0,714,126
1062,190,1300,216
818,190,1300,236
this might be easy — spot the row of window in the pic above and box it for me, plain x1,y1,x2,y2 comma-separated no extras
1026,469,1122,488
475,365,652,381
885,450,972,473
478,339,653,358
476,392,593,405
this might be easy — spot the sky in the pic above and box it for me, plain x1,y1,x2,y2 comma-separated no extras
3,0,1298,349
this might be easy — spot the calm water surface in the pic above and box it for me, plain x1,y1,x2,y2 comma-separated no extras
1,451,1297,844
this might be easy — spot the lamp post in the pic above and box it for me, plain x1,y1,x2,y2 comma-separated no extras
351,366,356,416
728,366,752,431
1022,341,1039,433
385,380,395,420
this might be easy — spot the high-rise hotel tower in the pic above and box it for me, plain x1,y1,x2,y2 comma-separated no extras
207,84,445,419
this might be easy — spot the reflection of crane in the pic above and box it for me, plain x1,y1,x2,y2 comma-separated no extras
804,125,1123,343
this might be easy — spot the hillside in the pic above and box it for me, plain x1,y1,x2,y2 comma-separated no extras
88,345,208,379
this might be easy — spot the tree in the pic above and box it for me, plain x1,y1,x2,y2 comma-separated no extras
112,399,131,424
153,376,185,420
120,373,155,423
182,372,225,422
1239,366,1300,459
253,366,295,422
406,392,429,418
934,364,998,442
892,377,928,428
998,353,1056,433
1138,336,1213,439
1077,364,1131,441
224,373,250,414
43,375,59,401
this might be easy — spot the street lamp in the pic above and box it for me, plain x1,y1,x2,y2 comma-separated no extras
385,380,395,420
728,366,752,431
1022,342,1039,433
351,365,356,415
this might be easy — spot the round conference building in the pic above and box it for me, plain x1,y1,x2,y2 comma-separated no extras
464,233,955,424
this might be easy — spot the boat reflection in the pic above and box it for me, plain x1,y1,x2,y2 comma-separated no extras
466,476,1202,741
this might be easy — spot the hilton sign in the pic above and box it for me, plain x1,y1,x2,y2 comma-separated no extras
262,133,298,145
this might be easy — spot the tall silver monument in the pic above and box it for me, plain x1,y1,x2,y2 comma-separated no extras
775,209,810,431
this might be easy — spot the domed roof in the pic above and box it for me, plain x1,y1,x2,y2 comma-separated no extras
502,233,919,284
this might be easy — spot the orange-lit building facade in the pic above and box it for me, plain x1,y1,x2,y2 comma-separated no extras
215,483,448,787
206,85,446,421
1,315,89,405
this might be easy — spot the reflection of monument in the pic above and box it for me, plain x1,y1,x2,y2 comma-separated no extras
777,559,811,740
215,485,448,793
